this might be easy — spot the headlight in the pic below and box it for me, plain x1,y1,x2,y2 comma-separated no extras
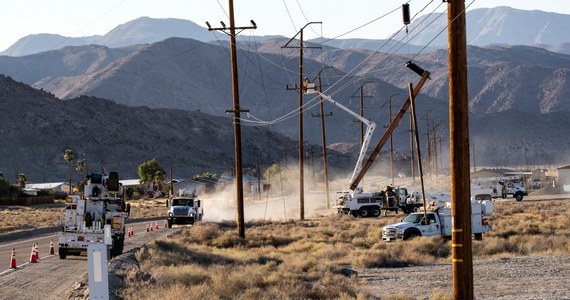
168,212,173,217
189,213,194,217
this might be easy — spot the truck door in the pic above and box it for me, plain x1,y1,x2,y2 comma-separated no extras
418,213,441,237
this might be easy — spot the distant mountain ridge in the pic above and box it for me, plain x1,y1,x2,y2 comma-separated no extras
3,7,570,57
1,17,212,57
397,6,570,49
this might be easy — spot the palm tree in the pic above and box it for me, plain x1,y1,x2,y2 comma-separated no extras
64,149,74,194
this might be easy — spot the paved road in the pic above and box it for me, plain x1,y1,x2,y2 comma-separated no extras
0,221,173,300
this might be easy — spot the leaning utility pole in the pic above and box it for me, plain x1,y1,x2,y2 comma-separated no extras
206,1,256,238
447,0,473,298
282,22,321,221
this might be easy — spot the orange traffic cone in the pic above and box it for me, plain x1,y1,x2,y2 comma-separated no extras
49,239,55,255
10,248,17,268
127,227,131,237
146,224,149,232
155,221,159,230
29,245,37,263
131,227,134,236
34,243,39,261
150,223,154,231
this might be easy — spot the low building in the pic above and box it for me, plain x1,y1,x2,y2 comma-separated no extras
557,165,570,192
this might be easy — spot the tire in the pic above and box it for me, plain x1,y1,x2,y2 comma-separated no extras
412,206,420,213
403,229,421,240
358,207,369,218
167,220,173,228
474,233,483,241
371,207,381,217
514,193,523,202
59,248,67,260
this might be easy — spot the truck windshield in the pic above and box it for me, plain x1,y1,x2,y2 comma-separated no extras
172,198,193,206
402,213,424,224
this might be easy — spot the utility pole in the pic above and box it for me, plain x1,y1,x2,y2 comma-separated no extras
255,148,261,199
409,83,428,223
447,0,473,298
350,82,373,148
282,22,321,221
312,68,333,208
388,94,400,185
425,112,431,179
206,1,256,238
409,109,415,185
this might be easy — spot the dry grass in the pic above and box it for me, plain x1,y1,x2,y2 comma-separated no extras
120,199,570,299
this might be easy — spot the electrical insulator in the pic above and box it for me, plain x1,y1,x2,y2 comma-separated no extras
402,4,411,25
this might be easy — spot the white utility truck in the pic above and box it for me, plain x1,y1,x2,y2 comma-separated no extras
381,193,493,241
58,171,129,259
166,189,203,228
472,176,528,201
334,186,431,217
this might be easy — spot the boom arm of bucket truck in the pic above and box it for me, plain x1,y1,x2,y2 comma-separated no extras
303,82,376,187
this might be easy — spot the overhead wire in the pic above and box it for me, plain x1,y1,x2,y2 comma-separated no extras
411,0,477,60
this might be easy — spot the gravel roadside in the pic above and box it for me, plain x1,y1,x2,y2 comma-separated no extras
361,255,570,299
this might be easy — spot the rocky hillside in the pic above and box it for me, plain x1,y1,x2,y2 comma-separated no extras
269,42,570,115
0,75,343,183
1,37,443,147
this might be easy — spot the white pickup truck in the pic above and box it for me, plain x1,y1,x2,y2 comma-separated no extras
381,194,493,241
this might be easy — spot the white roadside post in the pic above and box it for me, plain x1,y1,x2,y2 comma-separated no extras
88,242,109,300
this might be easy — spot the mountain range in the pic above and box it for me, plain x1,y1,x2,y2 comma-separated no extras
0,74,355,182
1,6,570,183
3,7,570,57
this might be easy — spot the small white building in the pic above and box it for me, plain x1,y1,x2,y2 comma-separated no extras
557,165,570,192
26,182,69,193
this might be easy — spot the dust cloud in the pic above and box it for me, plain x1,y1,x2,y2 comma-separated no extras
199,161,453,223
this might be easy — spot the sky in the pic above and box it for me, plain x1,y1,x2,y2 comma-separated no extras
1,0,569,52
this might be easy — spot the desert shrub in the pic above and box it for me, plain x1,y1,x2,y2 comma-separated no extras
479,237,518,256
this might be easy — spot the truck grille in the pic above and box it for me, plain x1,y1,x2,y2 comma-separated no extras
383,228,397,236
173,207,190,216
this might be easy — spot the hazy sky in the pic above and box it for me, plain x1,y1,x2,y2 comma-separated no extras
1,0,569,52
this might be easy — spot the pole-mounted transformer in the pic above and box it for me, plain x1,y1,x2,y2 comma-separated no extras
402,3,411,33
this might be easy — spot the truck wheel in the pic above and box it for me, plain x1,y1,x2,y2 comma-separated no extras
358,208,369,218
403,229,421,240
59,248,67,260
371,208,381,217
514,193,523,201
167,220,173,228
474,233,483,241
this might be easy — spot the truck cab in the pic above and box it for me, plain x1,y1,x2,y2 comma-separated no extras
166,189,203,227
